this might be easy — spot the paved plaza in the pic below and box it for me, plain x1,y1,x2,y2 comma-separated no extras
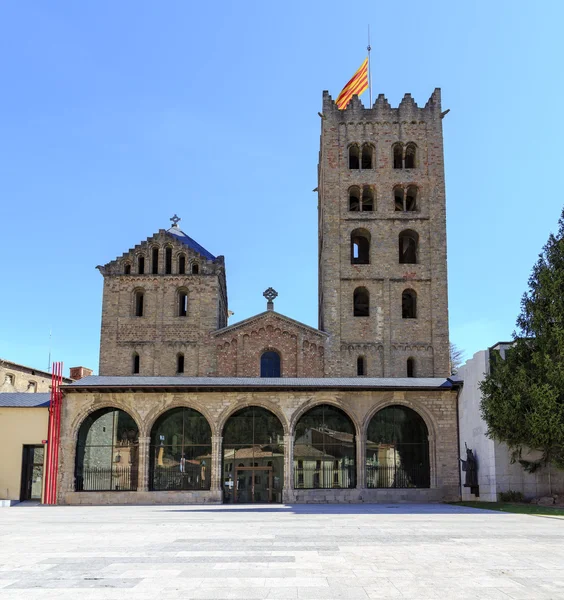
0,503,563,600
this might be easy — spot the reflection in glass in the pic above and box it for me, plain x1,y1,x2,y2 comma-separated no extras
293,405,356,489
366,405,430,488
75,408,139,491
222,407,284,503
150,408,211,491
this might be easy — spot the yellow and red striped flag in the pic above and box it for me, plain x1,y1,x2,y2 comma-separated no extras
335,58,369,109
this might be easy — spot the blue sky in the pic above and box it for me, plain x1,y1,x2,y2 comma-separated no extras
1,1,563,376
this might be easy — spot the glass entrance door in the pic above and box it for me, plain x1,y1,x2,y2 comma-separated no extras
234,467,273,503
20,445,44,501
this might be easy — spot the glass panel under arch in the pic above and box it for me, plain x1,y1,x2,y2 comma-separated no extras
366,405,430,488
222,407,284,504
150,407,212,491
75,408,139,492
293,405,356,490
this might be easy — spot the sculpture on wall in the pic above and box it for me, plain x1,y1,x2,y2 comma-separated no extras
460,443,479,497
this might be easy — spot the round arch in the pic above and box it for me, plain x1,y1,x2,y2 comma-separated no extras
70,402,143,445
216,400,289,437
144,400,215,438
289,398,361,438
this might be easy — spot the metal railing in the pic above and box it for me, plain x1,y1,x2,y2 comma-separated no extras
75,466,138,492
151,465,210,491
365,464,430,488
293,465,356,489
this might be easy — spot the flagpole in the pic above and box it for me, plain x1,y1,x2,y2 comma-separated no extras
367,25,372,106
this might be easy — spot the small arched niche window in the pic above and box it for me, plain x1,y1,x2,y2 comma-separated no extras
178,254,186,275
137,256,145,275
406,185,418,211
394,187,404,212
402,289,417,319
152,247,159,274
134,290,144,317
349,145,360,169
353,287,369,317
362,186,374,212
407,357,415,377
191,263,199,275
133,352,140,374
177,353,185,374
351,229,370,265
124,263,131,275
399,230,418,264
357,356,366,376
178,289,188,317
165,247,172,274
349,186,361,212
405,143,417,169
361,144,373,169
393,143,403,169
260,350,281,377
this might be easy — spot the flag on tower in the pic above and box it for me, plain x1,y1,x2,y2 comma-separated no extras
335,58,369,109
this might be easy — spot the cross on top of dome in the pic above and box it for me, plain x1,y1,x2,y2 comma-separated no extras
170,214,181,227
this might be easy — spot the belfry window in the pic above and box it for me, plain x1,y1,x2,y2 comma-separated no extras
349,187,361,212
133,353,140,374
353,287,369,317
407,357,415,377
349,145,360,169
178,254,186,275
402,289,417,319
138,256,145,275
394,187,404,212
361,187,374,212
165,247,172,274
405,143,417,169
406,186,418,211
260,351,281,377
178,290,188,317
399,230,418,264
152,247,159,274
124,263,131,275
357,356,366,376
393,143,403,169
351,229,370,265
192,264,199,275
177,353,185,374
361,144,373,169
134,291,144,317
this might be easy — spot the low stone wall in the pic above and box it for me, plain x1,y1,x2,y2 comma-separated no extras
60,490,222,505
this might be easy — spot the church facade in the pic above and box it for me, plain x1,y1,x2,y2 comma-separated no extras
56,88,461,505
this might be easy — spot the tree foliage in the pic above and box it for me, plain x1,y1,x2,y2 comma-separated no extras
450,342,464,375
480,208,564,470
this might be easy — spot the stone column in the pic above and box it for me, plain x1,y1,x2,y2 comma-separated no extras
356,432,366,490
137,436,150,492
211,435,223,492
283,434,294,503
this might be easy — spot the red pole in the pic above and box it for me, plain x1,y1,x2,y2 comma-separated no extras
52,362,63,504
45,366,56,503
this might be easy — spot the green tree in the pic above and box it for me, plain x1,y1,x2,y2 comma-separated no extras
480,208,564,472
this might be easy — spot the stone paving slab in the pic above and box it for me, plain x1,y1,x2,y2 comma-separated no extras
0,503,563,599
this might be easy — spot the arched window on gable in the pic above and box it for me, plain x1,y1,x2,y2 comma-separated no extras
362,187,374,212
351,229,371,265
361,144,373,169
165,247,173,274
260,351,281,377
393,143,403,169
349,145,360,169
152,247,159,274
357,356,366,376
399,230,418,264
406,186,418,212
124,263,131,275
178,290,188,317
192,263,199,275
407,357,415,377
177,353,185,374
402,289,417,319
405,143,417,169
178,254,186,275
349,186,361,212
133,353,140,374
137,256,145,275
134,290,144,317
353,287,369,317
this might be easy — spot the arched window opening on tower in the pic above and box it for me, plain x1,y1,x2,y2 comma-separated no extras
192,263,199,275
393,143,403,169
124,263,131,275
406,186,418,212
178,254,186,275
134,291,144,317
138,256,145,275
361,144,373,169
407,357,415,377
353,287,369,317
402,289,417,319
152,247,159,274
357,355,366,376
399,230,418,264
165,247,172,274
405,143,417,169
133,353,140,374
178,290,188,317
349,187,361,212
351,229,370,265
260,350,281,377
177,353,185,374
362,187,374,212
349,145,360,169
394,187,404,211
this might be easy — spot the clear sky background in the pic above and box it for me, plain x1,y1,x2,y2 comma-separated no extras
1,0,563,377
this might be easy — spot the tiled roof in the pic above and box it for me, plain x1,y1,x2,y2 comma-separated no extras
64,376,459,391
166,227,216,261
0,358,72,382
0,393,50,407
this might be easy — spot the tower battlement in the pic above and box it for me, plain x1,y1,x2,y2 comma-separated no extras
321,88,442,122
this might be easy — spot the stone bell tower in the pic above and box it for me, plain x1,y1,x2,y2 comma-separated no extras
317,89,450,378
